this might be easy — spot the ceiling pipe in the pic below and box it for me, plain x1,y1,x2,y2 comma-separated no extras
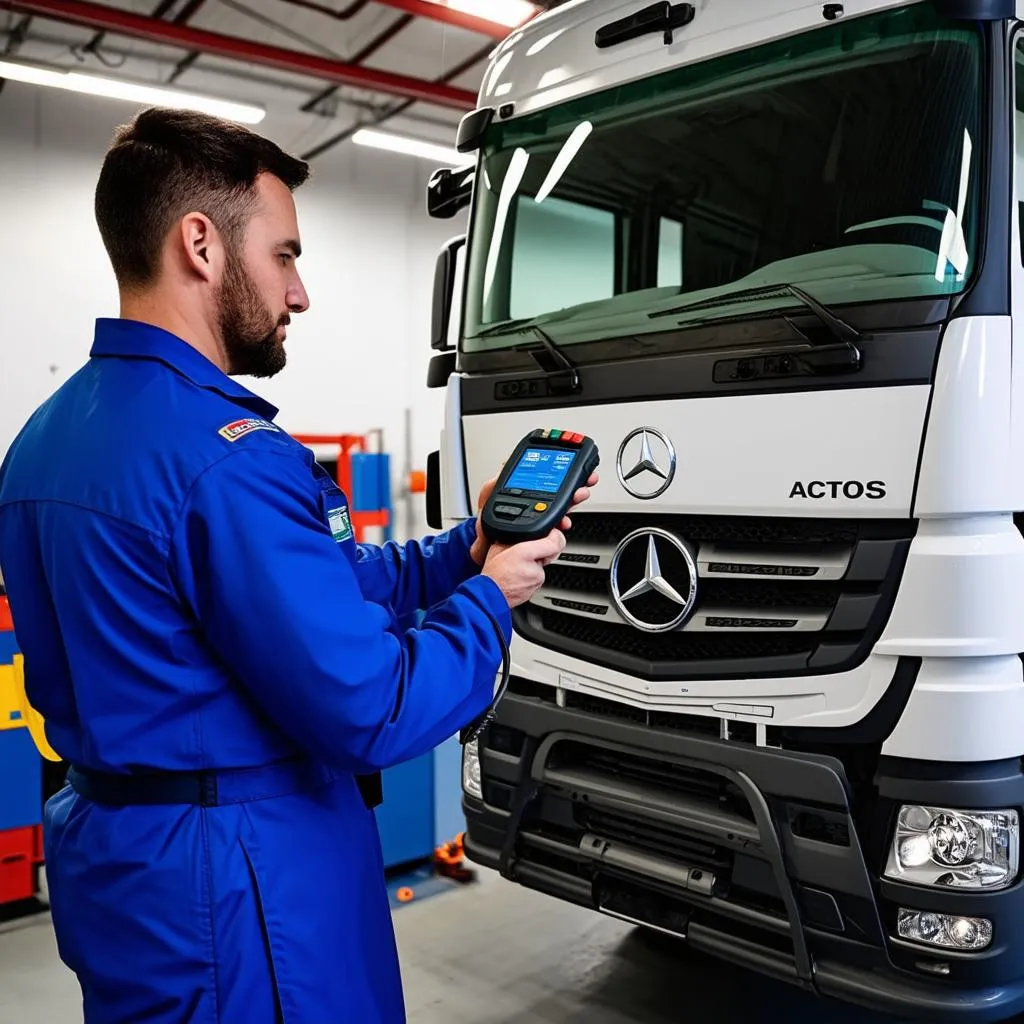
0,0,479,108
164,0,210,84
300,39,489,161
301,11,413,113
81,0,177,62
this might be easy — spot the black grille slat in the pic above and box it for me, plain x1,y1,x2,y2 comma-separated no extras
692,580,839,610
516,512,914,680
558,689,731,739
584,809,731,872
543,565,611,595
538,610,816,660
581,749,722,799
554,743,753,822
563,513,912,548
564,692,649,724
544,565,845,609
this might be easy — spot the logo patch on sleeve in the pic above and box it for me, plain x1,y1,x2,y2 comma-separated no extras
218,418,280,442
328,506,353,543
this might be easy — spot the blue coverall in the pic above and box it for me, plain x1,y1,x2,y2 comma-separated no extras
0,318,510,1023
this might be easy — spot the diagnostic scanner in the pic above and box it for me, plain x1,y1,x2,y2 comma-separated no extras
480,428,600,544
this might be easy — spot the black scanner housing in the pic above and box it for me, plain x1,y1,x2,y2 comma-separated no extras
481,430,600,544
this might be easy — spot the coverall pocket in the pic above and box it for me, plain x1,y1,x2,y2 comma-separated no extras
237,834,288,1024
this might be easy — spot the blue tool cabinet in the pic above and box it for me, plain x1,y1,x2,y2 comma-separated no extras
375,734,465,871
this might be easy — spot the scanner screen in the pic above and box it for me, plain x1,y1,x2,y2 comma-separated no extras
505,448,578,495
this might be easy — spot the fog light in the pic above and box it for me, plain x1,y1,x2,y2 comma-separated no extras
885,806,1018,890
462,738,482,799
898,909,993,951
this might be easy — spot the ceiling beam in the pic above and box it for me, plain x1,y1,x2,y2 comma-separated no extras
370,0,512,39
0,0,479,109
300,39,490,161
272,0,511,39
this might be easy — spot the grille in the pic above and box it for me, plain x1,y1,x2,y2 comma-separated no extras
563,512,904,547
583,808,732,874
551,742,753,820
514,511,915,680
537,609,816,660
566,745,725,800
543,565,843,609
539,744,746,875
513,679,760,742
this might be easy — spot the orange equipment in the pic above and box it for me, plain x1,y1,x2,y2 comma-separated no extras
291,432,389,543
433,832,475,883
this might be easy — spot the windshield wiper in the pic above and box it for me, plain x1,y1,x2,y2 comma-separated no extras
650,282,858,339
650,282,862,374
514,326,581,394
474,314,558,338
472,318,581,392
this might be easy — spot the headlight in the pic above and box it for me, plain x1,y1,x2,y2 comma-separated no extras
462,738,482,799
885,805,1019,890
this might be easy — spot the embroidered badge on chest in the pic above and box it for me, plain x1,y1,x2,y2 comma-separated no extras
328,505,353,543
218,418,280,442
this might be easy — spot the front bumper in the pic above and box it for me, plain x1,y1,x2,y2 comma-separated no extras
463,683,1024,1022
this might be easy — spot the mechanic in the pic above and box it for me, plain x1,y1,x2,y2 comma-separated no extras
0,107,595,1023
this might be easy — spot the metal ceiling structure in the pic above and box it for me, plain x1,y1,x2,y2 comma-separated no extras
0,0,570,159
4,0,481,106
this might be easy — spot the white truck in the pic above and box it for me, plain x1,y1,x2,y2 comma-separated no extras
423,0,1024,1018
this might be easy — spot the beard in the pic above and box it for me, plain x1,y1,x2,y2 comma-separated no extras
217,252,288,379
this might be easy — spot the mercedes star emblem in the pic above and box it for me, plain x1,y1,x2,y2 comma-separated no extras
616,427,676,499
610,528,698,633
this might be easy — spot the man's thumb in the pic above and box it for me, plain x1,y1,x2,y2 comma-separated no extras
519,529,565,560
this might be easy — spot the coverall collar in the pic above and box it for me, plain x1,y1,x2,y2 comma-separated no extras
90,318,280,421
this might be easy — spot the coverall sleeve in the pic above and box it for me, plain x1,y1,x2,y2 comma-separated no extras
351,517,482,618
168,448,511,774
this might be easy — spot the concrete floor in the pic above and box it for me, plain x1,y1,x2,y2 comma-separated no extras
0,868,921,1023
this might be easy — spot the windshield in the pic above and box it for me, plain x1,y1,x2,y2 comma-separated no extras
462,5,982,353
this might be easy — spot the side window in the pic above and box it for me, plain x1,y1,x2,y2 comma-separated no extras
508,196,615,320
657,217,684,288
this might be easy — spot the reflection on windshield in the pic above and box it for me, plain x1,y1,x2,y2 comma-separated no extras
463,5,981,353
483,146,529,303
536,121,592,202
935,129,972,283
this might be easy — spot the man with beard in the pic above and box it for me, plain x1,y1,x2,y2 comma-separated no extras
0,107,592,1023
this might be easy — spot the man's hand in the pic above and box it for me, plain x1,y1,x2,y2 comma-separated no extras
482,530,567,608
470,469,599,568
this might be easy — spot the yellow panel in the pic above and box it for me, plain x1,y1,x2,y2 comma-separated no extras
0,663,26,732
11,655,60,760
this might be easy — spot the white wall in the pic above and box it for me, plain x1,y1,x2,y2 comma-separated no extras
0,83,465,541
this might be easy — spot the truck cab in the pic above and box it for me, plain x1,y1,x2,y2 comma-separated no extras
425,1,1024,1018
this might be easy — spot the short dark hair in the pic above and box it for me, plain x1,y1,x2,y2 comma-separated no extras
94,107,310,290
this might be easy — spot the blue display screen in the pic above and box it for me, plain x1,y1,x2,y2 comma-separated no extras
505,447,578,494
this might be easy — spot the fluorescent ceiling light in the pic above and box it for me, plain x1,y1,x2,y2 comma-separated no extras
352,128,467,166
0,59,265,124
438,0,537,29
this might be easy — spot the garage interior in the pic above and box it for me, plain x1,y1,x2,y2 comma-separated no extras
0,1,1015,1022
